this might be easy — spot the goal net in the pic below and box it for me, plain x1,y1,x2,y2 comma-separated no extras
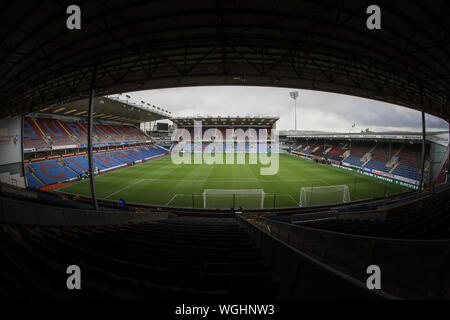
299,185,350,207
203,189,265,209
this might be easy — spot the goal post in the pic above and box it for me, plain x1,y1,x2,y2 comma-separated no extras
203,189,265,209
299,185,350,207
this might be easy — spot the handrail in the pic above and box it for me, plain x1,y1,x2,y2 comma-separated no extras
0,195,174,227
241,215,450,299
237,215,396,300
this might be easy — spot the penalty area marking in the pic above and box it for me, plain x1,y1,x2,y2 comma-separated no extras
104,179,146,199
165,193,194,206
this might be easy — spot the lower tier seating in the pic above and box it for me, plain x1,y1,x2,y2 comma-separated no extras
392,164,421,181
342,156,364,167
26,146,168,188
0,217,276,299
364,159,392,173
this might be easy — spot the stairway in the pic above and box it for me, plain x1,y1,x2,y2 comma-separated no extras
361,157,372,167
31,119,51,145
389,162,400,174
57,120,79,143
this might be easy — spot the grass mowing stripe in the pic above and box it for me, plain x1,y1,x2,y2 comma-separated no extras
56,153,411,208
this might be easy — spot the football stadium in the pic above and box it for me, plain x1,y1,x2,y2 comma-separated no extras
0,1,449,306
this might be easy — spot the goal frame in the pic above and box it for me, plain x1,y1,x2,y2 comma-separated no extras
299,185,350,207
203,189,265,209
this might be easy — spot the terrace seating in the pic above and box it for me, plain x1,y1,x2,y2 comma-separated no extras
65,156,90,174
364,159,392,173
327,144,346,155
310,144,326,156
370,142,392,163
25,146,168,187
398,144,422,169
294,145,312,154
35,118,74,147
23,118,50,150
25,172,43,188
348,142,372,158
29,160,78,185
323,153,342,162
343,156,365,167
0,217,276,299
24,117,149,149
392,165,421,181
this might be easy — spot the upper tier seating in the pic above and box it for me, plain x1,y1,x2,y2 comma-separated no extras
24,117,150,150
25,146,168,188
174,143,272,153
23,118,49,149
0,217,276,299
35,118,75,146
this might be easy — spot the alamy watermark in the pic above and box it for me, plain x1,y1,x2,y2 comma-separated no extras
170,121,279,175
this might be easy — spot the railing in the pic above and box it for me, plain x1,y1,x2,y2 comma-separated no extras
239,215,450,299
0,195,173,227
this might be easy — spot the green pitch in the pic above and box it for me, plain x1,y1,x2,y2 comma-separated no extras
57,153,411,209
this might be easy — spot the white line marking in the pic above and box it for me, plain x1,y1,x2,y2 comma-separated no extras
104,179,145,199
166,194,179,206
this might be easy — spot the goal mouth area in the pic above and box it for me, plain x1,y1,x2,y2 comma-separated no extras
166,192,299,209
299,185,351,207
203,189,265,209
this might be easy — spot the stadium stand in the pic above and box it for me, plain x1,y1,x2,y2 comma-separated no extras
342,156,365,167
287,136,433,186
25,146,169,188
23,117,151,150
349,142,374,158
35,118,75,146
0,217,277,299
23,118,50,149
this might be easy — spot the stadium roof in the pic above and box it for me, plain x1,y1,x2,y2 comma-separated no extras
172,116,279,127
280,130,450,144
32,96,170,124
1,1,450,122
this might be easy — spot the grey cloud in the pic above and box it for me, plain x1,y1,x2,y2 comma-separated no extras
126,86,448,132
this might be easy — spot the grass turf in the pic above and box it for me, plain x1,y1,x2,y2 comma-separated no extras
57,153,411,209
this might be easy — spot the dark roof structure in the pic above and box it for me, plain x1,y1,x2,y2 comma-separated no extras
172,116,279,127
1,1,450,121
30,96,169,124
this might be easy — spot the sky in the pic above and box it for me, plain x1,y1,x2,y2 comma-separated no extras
121,86,449,133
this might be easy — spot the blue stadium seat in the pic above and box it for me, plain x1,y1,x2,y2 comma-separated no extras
364,160,391,173
30,160,78,185
343,156,364,167
393,165,420,180
26,146,169,187
25,172,42,188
